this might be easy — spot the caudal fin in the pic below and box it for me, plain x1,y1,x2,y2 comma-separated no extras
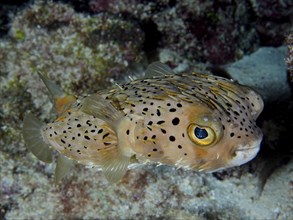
22,113,52,163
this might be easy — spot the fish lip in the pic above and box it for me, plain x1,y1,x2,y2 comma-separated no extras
235,146,259,152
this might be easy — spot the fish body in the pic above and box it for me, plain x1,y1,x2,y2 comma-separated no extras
23,62,264,182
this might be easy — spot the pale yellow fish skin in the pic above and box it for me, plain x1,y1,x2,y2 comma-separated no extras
41,69,263,175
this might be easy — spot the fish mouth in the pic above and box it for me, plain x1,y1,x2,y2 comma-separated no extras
235,146,259,152
228,143,261,168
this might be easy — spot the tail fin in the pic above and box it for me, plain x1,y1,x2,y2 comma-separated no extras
22,113,52,163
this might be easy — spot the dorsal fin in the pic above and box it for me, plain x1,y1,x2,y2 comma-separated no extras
145,61,175,77
37,72,64,102
38,72,76,115
54,154,74,184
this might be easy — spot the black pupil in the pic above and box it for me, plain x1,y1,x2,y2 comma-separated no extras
194,127,208,139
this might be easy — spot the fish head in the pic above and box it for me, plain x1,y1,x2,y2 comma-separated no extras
181,85,264,172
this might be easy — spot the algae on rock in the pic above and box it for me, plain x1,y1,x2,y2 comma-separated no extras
0,1,145,153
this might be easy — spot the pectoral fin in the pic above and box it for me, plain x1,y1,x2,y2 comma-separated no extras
80,94,131,183
99,146,130,183
81,94,124,130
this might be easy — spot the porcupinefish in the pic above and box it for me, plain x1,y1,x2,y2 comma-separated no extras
22,62,264,183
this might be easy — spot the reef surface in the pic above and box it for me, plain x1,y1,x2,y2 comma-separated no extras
0,1,292,219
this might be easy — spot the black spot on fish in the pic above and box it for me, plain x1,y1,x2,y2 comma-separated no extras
172,117,180,126
178,145,182,149
157,120,165,125
126,129,130,135
177,103,182,108
169,108,176,112
169,136,176,142
103,133,110,139
77,124,81,127
148,121,153,126
157,109,161,116
161,129,166,134
84,135,90,140
226,102,232,108
61,139,66,144
98,129,103,134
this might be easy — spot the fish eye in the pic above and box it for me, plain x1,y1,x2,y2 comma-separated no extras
188,124,216,146
194,127,208,139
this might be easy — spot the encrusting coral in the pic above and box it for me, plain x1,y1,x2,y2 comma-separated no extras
0,1,145,154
